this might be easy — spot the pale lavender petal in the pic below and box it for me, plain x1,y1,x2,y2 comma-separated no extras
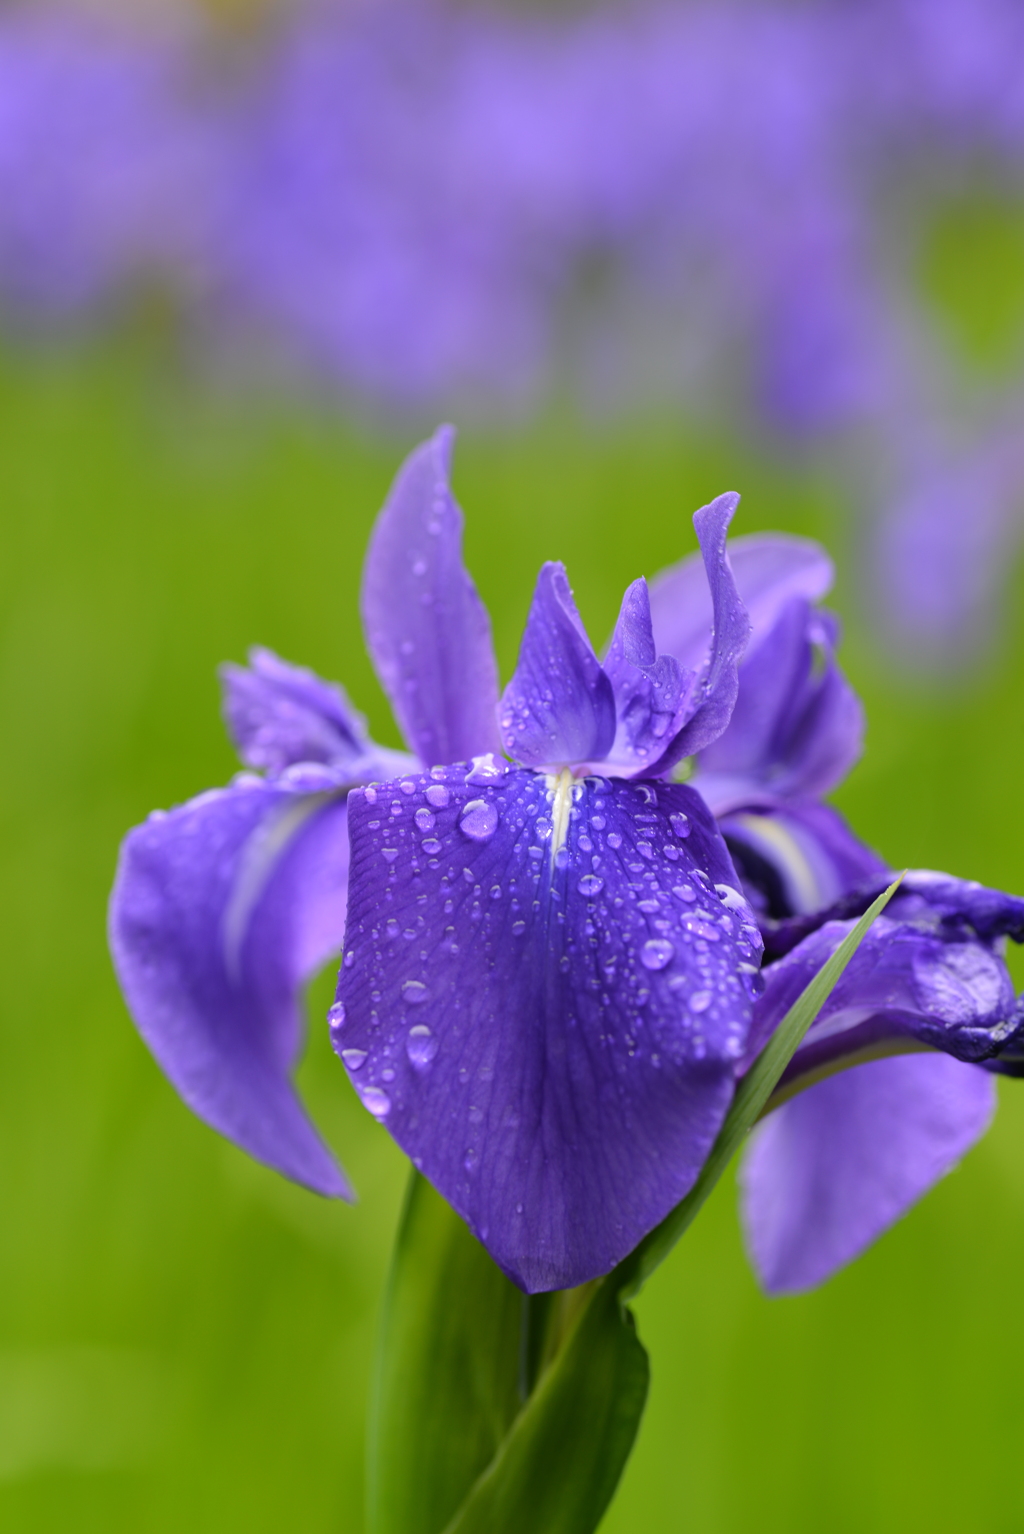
361,426,501,766
334,765,761,1291
603,577,693,772
649,532,834,675
648,492,751,772
719,801,887,925
695,599,864,805
746,914,1020,1079
741,1055,995,1294
221,646,370,774
500,563,616,768
109,780,352,1198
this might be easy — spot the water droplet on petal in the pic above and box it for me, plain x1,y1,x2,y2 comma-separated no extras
673,885,697,903
689,989,713,1013
577,873,604,896
327,1001,346,1032
341,1048,367,1070
361,1085,391,1116
406,1025,438,1068
382,848,399,863
415,808,435,831
641,939,675,970
460,799,498,840
364,787,378,804
402,980,429,1005
426,783,450,808
421,838,442,854
512,920,526,936
670,813,691,839
400,780,416,796
607,832,622,850
344,950,355,968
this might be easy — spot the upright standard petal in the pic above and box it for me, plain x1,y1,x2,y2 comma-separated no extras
647,492,750,772
694,599,865,808
221,646,373,775
741,1055,995,1295
603,578,692,772
109,780,352,1198
361,425,502,766
648,532,833,675
333,766,761,1291
500,563,616,768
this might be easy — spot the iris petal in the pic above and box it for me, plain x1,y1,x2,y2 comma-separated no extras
109,780,352,1198
335,765,761,1291
500,562,616,768
361,425,502,766
603,577,694,773
647,492,751,772
741,1055,995,1294
649,531,834,672
745,914,1021,1083
696,598,865,807
220,646,371,774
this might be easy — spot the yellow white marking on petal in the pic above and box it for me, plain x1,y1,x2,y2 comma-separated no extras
546,767,577,865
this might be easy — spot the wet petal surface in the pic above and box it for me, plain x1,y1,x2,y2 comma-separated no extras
109,779,352,1198
335,766,762,1290
361,425,502,766
500,562,616,769
741,1055,995,1294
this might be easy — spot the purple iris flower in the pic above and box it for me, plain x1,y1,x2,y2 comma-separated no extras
110,428,1024,1301
649,533,1024,1292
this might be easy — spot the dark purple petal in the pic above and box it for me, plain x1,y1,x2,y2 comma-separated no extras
500,563,616,769
647,492,751,773
719,801,887,927
361,426,502,766
648,532,833,676
603,578,694,773
740,1055,995,1294
766,868,1024,960
745,914,1020,1080
334,765,762,1291
695,599,864,807
221,646,369,774
109,780,352,1198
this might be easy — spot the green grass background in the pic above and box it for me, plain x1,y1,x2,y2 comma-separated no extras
1,332,1023,1533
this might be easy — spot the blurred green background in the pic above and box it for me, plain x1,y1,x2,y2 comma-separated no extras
1,329,1023,1534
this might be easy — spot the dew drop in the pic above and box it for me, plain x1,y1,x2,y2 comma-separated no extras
343,950,355,968
637,898,660,914
689,989,713,1013
401,979,429,1007
577,873,605,896
670,812,691,839
386,918,400,940
421,838,442,854
490,884,502,899
591,815,606,831
641,938,675,970
400,781,416,795
327,1001,346,1032
607,832,623,850
460,798,498,840
381,847,399,863
415,808,436,832
361,1085,391,1116
673,885,697,903
512,920,527,937
426,783,450,808
406,1025,438,1068
464,1148,478,1173
341,1047,367,1070
364,786,378,804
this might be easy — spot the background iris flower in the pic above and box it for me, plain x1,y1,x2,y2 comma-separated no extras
109,428,1024,1304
